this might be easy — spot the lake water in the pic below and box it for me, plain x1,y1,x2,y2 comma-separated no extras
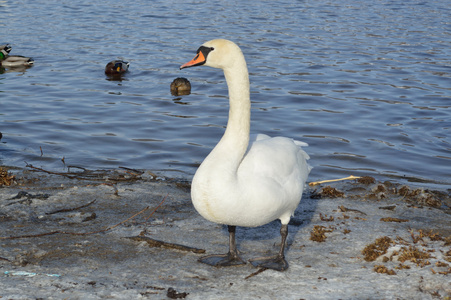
1,0,450,189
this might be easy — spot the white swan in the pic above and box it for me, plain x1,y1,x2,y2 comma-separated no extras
180,39,311,271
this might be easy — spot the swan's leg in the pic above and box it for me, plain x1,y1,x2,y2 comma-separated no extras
198,225,246,267
249,224,289,271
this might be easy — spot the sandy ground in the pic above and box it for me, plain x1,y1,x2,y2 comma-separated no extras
0,167,450,300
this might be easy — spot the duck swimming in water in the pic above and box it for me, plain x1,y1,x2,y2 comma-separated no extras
105,60,130,75
1,55,34,67
180,39,311,271
0,44,34,68
170,77,191,96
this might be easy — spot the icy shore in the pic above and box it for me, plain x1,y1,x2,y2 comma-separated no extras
0,168,450,299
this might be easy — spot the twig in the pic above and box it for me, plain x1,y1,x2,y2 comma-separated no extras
309,175,361,186
0,231,61,240
25,163,77,179
380,217,408,223
107,206,150,231
338,205,367,215
119,166,145,176
46,200,96,215
244,268,268,280
26,164,143,182
67,165,87,172
127,236,205,254
0,256,12,262
144,194,168,222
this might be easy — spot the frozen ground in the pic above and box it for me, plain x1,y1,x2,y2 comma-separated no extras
0,168,450,300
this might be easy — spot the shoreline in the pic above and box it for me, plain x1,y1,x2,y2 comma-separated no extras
0,167,450,299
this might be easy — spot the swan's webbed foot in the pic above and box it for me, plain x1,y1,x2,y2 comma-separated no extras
199,225,246,267
249,224,290,271
249,255,288,271
198,252,246,267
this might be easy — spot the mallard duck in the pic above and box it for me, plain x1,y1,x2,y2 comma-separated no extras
170,77,191,96
0,55,34,67
105,60,130,75
180,39,311,271
0,45,33,67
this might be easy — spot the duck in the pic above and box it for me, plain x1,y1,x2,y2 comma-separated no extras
0,55,34,67
180,39,311,271
0,44,34,68
170,77,191,96
105,60,129,75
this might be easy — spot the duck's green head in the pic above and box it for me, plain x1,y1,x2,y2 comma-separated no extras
0,44,12,60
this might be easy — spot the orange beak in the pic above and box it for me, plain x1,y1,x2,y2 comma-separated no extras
180,50,206,69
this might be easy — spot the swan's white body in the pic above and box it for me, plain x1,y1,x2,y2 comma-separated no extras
188,39,311,229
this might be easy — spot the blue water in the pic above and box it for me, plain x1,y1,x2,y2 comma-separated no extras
1,0,450,188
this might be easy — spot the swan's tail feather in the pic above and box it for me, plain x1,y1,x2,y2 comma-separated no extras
293,140,308,147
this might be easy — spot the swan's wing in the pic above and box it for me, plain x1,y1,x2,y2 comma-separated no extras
251,133,309,149
238,135,311,223
251,133,270,142
241,135,311,185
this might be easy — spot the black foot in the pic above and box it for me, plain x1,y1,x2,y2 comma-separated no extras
198,252,246,267
249,255,289,271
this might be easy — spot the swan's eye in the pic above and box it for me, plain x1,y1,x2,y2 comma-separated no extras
195,46,215,61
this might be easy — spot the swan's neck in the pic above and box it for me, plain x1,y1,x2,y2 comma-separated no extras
205,59,250,173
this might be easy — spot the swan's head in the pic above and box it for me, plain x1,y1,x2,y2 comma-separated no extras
180,39,243,70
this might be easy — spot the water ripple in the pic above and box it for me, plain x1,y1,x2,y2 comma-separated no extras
1,0,450,188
